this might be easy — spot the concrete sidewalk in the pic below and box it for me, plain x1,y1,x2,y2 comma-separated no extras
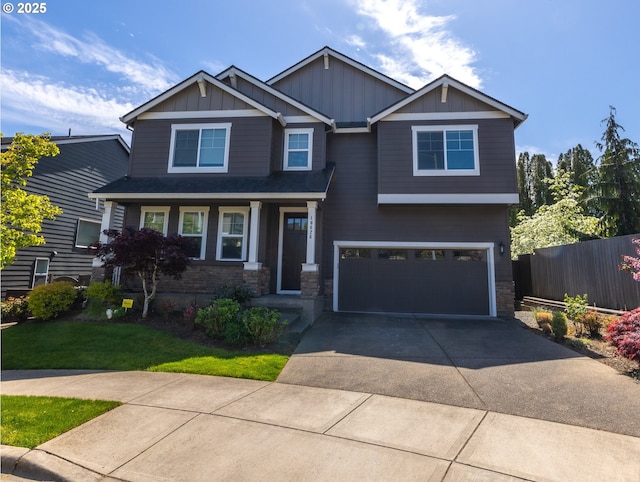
2,370,639,481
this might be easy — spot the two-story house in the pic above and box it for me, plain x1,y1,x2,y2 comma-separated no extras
91,47,527,319
1,135,129,299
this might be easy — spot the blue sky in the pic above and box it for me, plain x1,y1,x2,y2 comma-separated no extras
1,0,638,163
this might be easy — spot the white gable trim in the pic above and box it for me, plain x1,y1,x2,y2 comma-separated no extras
382,111,510,122
370,76,527,126
217,67,333,126
121,72,282,126
378,193,520,204
267,47,414,95
138,110,267,120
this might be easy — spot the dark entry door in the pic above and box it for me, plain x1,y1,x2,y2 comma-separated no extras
281,214,308,291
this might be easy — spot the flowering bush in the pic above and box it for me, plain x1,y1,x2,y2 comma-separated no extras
619,238,640,282
183,304,199,323
605,307,640,361
1,296,30,322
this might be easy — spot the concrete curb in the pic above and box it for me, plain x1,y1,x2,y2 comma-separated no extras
1,445,103,482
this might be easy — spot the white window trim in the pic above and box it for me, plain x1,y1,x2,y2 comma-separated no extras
216,207,249,261
32,257,50,288
412,124,480,176
168,123,231,173
74,218,102,248
178,206,210,260
140,206,170,235
283,128,313,171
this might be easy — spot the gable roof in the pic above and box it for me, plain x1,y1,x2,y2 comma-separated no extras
216,66,334,126
369,75,528,128
1,134,130,153
120,71,286,128
267,46,415,95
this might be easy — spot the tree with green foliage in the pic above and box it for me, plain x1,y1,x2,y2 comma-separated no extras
1,133,62,269
556,144,598,214
516,152,554,217
590,107,640,237
510,171,599,258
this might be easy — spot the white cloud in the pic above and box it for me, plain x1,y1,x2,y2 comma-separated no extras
1,70,133,136
24,17,177,94
354,0,481,89
346,34,366,49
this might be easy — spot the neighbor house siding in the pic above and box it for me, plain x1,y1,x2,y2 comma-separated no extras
1,138,128,299
271,57,408,121
377,118,517,195
322,132,512,282
129,117,274,177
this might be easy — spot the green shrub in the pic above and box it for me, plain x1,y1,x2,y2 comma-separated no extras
28,282,77,320
564,293,588,321
242,307,285,347
551,311,568,341
214,284,253,304
224,318,250,347
85,281,122,306
195,298,241,339
0,296,30,322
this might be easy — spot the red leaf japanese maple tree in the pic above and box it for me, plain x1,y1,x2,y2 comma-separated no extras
93,227,194,318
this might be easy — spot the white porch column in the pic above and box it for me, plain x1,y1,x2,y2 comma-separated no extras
244,201,262,270
305,201,317,266
93,201,117,267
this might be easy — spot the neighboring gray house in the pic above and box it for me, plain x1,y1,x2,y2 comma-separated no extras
91,47,527,318
1,135,129,299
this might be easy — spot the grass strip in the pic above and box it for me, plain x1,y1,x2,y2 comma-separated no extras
1,321,288,381
0,395,121,449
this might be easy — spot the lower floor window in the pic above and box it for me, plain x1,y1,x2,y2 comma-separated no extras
178,207,209,259
216,207,249,261
75,219,101,248
32,258,50,288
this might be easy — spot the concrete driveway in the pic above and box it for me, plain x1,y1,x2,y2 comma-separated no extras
277,312,640,437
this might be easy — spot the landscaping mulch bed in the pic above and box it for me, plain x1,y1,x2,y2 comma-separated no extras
513,311,640,381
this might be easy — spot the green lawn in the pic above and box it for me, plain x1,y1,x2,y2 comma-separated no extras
1,395,121,449
1,321,289,381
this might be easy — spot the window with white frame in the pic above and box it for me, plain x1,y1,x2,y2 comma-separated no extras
216,207,249,261
178,207,210,260
412,125,479,176
168,123,231,173
284,128,313,171
140,206,170,234
75,219,101,248
32,258,50,288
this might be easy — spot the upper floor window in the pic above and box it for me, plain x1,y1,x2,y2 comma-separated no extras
168,123,231,173
179,206,210,260
140,206,170,234
412,125,479,176
284,128,313,171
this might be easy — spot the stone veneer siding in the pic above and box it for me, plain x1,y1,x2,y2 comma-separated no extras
301,270,321,298
496,280,515,318
121,265,244,294
243,267,271,297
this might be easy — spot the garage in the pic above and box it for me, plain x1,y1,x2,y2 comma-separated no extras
334,242,495,316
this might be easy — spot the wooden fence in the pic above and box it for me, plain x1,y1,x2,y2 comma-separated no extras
513,234,640,311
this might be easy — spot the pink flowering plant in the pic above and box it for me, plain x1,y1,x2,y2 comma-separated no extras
620,237,640,282
605,307,640,361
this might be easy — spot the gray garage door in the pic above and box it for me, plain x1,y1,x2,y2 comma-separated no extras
338,247,490,315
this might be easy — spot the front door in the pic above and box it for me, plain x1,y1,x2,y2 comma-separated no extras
281,213,308,291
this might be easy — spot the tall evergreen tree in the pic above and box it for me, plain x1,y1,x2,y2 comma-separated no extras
556,144,597,215
515,152,554,219
590,107,640,236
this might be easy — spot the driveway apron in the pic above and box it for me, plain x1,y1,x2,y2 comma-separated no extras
276,312,640,437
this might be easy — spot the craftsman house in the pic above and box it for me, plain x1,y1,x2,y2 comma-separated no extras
91,47,527,319
1,135,129,299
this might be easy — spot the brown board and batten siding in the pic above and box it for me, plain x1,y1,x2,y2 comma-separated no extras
270,56,409,121
232,77,312,117
377,117,517,195
322,132,512,283
149,82,254,112
129,117,274,177
1,138,128,299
